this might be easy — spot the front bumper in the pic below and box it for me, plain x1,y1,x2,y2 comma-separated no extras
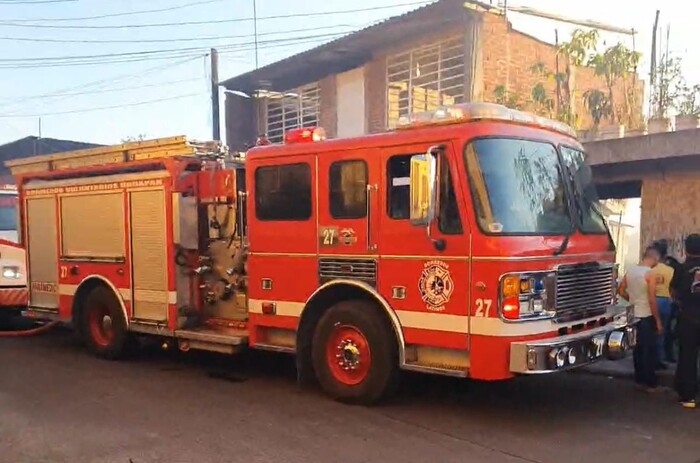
510,312,637,374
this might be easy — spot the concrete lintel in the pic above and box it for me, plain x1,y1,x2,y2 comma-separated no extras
584,128,700,166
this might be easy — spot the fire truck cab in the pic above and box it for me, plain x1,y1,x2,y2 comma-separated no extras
9,103,635,404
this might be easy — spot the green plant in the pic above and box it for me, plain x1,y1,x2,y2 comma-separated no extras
493,85,523,109
556,29,600,126
677,83,700,116
588,43,641,125
121,134,146,143
651,55,683,119
583,89,612,127
531,82,554,117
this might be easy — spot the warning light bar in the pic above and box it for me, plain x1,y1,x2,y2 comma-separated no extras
395,102,577,138
284,127,326,144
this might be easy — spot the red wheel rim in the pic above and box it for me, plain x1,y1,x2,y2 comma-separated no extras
87,304,114,348
325,324,371,386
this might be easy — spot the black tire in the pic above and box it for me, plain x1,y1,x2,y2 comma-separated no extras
80,286,130,359
311,300,399,404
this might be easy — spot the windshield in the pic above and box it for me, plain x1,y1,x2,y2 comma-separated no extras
559,145,608,234
465,138,571,235
0,195,18,232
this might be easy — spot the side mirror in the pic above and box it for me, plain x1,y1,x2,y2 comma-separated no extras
409,147,438,227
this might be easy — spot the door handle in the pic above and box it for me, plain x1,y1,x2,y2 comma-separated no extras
366,184,377,252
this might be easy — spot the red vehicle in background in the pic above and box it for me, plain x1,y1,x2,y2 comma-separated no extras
8,102,634,404
0,184,27,315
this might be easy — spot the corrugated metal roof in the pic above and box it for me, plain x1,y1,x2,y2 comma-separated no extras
220,0,487,93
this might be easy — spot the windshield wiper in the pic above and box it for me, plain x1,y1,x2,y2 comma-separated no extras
554,165,578,256
553,224,573,256
588,200,616,251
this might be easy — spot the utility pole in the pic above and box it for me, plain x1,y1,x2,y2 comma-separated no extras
554,29,561,114
210,48,220,141
253,0,259,69
649,10,659,117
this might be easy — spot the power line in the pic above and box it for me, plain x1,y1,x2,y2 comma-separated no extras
3,0,226,22
0,55,204,107
0,1,430,29
0,32,349,67
0,23,357,44
0,0,76,4
0,77,202,103
0,92,205,118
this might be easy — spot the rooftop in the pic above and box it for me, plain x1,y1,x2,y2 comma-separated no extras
220,0,491,94
0,136,103,178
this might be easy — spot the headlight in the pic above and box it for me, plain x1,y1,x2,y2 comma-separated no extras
500,272,555,321
2,266,20,279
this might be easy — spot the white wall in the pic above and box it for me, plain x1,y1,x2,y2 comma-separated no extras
336,67,365,138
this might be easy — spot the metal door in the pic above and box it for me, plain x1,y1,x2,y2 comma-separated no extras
130,189,169,322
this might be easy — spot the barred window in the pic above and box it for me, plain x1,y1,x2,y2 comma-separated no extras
264,83,320,143
387,36,465,129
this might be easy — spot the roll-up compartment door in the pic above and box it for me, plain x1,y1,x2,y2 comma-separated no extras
130,189,169,322
26,197,59,309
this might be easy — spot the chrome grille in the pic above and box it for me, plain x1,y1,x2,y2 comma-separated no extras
319,258,377,286
555,262,614,323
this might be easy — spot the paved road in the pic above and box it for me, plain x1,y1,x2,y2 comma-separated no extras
1,326,699,463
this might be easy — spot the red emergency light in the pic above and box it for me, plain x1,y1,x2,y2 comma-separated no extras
284,127,326,144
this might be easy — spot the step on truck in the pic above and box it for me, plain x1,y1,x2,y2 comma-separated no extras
8,102,636,404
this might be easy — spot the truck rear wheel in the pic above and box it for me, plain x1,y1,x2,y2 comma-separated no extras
80,286,129,359
311,300,398,404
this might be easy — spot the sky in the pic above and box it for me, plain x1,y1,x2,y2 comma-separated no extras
0,0,693,146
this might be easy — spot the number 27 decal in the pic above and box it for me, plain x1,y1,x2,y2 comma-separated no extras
474,298,492,317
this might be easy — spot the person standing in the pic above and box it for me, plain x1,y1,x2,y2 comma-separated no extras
654,239,681,363
618,246,664,392
650,241,675,367
671,233,700,409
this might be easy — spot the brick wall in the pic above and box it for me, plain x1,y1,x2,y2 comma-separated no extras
641,173,700,260
225,93,255,152
365,56,387,134
481,13,642,130
319,75,338,138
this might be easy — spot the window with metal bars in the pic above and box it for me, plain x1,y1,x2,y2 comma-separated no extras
264,83,320,143
386,36,465,129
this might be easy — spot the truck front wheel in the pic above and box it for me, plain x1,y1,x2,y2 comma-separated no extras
311,300,398,404
80,286,129,359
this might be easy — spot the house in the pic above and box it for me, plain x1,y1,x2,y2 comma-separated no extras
221,0,640,150
0,136,102,183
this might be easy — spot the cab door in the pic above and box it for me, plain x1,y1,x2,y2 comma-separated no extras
377,141,470,348
317,149,381,286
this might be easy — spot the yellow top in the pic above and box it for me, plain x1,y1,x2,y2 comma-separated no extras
650,262,674,298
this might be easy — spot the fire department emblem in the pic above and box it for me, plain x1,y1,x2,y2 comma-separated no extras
418,260,454,312
339,228,357,245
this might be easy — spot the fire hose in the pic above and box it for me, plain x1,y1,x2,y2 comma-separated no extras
0,320,59,337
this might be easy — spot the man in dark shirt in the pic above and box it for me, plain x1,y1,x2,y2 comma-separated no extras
670,233,700,409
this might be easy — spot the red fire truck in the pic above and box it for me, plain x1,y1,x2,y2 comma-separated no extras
8,102,635,403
